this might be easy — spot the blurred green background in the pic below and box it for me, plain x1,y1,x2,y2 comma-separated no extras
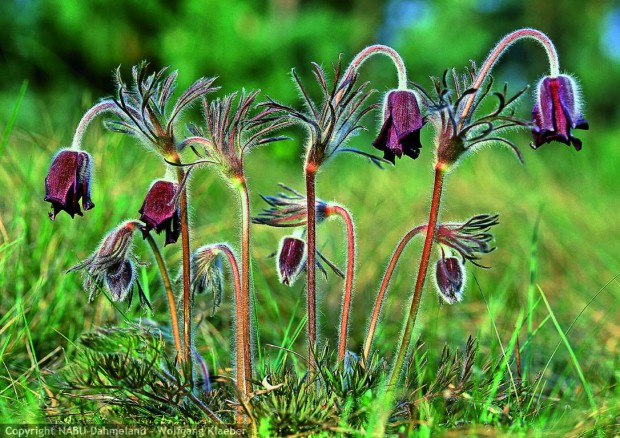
1,0,619,426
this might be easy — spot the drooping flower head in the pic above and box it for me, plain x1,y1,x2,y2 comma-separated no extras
434,255,465,304
68,220,148,308
138,180,180,245
531,75,589,150
431,214,499,304
44,149,95,220
434,214,499,267
190,245,226,315
277,236,307,286
372,89,424,163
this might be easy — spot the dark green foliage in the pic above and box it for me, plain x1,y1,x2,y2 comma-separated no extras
55,325,233,424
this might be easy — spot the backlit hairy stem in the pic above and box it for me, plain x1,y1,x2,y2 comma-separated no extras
389,168,445,387
305,164,318,372
328,205,355,362
363,225,427,360
459,28,559,129
213,243,246,422
237,178,253,395
70,101,119,150
346,45,408,90
145,234,182,362
176,164,193,384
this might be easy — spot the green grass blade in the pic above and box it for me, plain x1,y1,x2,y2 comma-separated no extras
538,286,597,412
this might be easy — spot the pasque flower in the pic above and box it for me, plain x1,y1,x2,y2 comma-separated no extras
138,180,180,245
434,214,499,267
44,149,95,220
68,220,148,307
372,89,424,164
277,236,307,286
531,75,589,150
434,256,465,304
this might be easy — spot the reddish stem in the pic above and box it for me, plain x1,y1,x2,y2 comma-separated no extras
238,179,253,395
145,234,182,362
215,243,246,423
362,224,427,360
388,168,445,387
176,166,193,384
305,164,318,371
330,205,355,362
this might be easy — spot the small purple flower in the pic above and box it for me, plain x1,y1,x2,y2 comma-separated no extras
68,220,148,307
372,89,424,164
44,149,94,220
434,256,465,304
138,180,180,245
531,75,589,151
277,236,307,286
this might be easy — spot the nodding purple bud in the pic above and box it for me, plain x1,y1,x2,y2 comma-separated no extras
531,75,589,151
68,220,140,303
277,236,307,286
138,180,180,245
44,149,95,220
372,89,424,164
434,256,465,304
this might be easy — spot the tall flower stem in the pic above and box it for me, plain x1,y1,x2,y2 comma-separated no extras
213,243,246,423
236,178,253,395
346,45,408,90
305,163,318,371
176,165,193,384
145,233,182,362
362,225,426,360
459,28,559,130
70,101,118,150
328,205,356,362
388,168,445,387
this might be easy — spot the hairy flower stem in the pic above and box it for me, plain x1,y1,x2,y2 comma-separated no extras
459,28,559,130
362,225,427,360
237,178,253,395
70,101,119,150
346,45,408,90
388,168,445,387
176,165,193,385
213,243,246,423
328,205,356,362
305,163,318,372
145,234,182,362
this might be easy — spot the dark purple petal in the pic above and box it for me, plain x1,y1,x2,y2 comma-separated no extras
139,180,180,245
44,149,95,220
435,257,464,304
372,89,424,163
277,236,306,286
531,75,588,151
105,260,135,302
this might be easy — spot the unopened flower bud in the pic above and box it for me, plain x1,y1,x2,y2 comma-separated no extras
277,236,307,286
434,256,465,304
